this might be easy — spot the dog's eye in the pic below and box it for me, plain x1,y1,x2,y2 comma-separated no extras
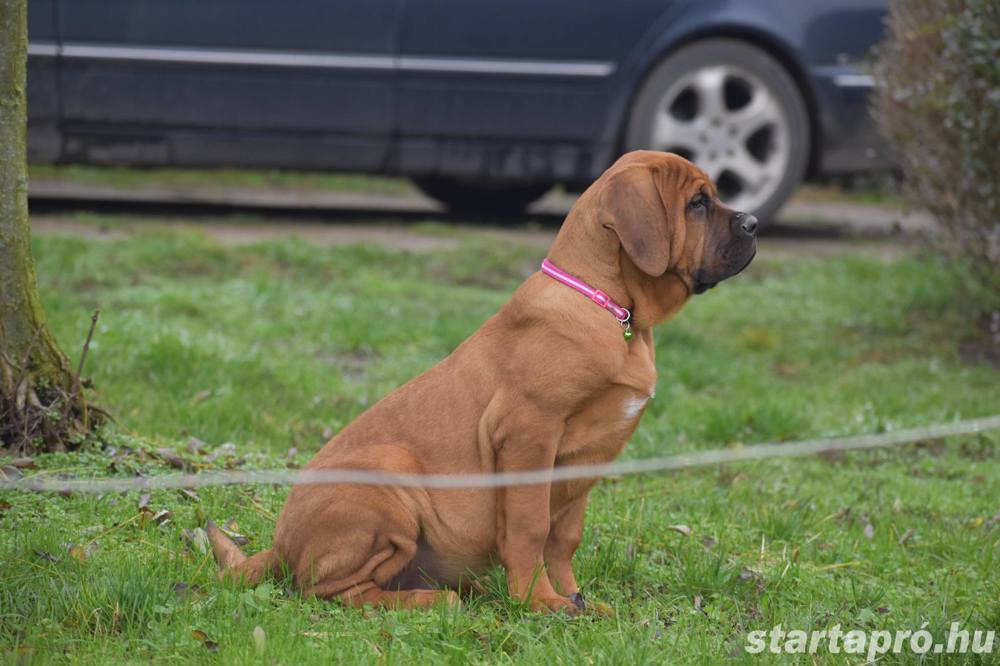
688,194,708,210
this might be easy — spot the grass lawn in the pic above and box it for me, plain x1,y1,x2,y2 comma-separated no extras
2,221,998,664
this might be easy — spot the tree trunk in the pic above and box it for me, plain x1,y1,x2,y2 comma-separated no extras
0,0,95,452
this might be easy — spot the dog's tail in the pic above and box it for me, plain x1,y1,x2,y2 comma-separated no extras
206,521,280,585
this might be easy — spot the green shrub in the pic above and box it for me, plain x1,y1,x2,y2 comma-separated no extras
873,0,999,303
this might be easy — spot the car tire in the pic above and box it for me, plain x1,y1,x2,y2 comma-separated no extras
413,177,552,216
625,39,810,224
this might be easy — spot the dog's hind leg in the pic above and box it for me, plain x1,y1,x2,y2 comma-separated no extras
306,579,460,610
289,488,460,610
206,521,280,585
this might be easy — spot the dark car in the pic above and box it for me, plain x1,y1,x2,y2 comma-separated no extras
26,0,889,220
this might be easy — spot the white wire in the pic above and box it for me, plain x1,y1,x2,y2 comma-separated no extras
1,415,997,494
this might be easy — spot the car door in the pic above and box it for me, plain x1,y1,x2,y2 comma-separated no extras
55,0,399,170
395,0,669,181
27,0,61,161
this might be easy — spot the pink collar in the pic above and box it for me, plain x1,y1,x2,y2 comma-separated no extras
541,258,632,328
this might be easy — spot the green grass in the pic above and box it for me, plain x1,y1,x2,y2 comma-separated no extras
2,222,998,664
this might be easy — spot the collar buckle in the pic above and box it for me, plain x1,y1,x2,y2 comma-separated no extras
591,290,611,308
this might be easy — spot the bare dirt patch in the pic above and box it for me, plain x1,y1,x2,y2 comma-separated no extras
29,182,931,259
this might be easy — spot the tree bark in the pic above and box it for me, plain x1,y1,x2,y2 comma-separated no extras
0,0,93,452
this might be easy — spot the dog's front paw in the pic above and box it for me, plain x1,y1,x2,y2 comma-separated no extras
529,595,581,615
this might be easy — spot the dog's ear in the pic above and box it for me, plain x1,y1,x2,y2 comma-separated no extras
599,166,676,276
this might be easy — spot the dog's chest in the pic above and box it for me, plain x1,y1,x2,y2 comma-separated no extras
559,344,657,462
552,379,654,508
620,391,652,420
612,332,658,426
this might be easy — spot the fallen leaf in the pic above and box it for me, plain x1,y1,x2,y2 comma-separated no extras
155,449,190,470
253,626,266,654
898,528,915,545
717,470,749,486
67,541,99,563
693,595,704,612
863,523,875,540
1,465,24,480
739,567,766,594
191,629,219,652
191,389,213,404
301,631,334,639
827,507,851,522
221,520,250,546
35,550,58,563
667,524,692,537
153,510,173,525
586,600,615,618
187,437,206,454
173,582,205,600
9,457,36,469
701,535,719,550
892,497,903,513
181,527,210,555
0,500,11,512
177,488,200,503
138,493,151,511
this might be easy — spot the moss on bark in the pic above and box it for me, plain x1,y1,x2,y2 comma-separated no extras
0,0,98,452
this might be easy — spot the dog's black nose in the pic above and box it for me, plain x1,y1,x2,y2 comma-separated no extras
738,214,758,237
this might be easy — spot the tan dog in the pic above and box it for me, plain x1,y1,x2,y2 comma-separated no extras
207,151,757,613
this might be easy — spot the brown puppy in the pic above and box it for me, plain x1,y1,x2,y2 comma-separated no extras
208,150,757,612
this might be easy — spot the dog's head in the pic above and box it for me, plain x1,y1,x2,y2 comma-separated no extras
596,150,757,296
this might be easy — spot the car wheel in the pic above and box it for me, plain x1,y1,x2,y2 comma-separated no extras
626,39,810,223
413,177,552,215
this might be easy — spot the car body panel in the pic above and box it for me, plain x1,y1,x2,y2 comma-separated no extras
25,0,890,182
26,0,59,162
47,0,399,168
